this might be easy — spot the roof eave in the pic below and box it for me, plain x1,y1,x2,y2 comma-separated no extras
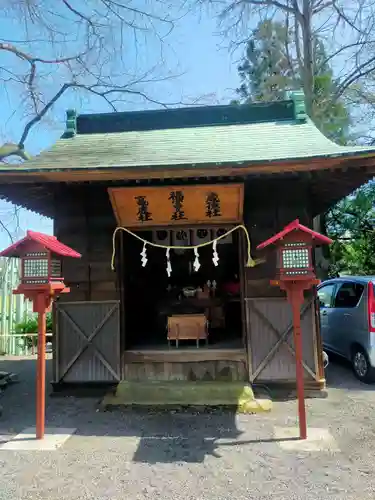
257,218,333,250
1,149,375,184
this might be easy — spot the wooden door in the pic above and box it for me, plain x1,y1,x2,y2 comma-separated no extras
55,301,120,383
246,297,319,383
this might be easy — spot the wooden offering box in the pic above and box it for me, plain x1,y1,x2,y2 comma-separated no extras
167,314,208,348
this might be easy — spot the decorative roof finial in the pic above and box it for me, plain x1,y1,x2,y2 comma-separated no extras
63,109,77,138
286,90,307,122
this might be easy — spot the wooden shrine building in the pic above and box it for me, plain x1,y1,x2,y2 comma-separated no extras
1,90,375,394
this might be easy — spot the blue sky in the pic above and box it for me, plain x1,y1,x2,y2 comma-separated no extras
0,7,245,249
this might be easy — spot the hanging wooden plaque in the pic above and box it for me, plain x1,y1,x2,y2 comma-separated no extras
108,184,244,227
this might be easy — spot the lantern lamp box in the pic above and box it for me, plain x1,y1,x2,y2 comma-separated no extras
0,230,81,291
256,219,332,282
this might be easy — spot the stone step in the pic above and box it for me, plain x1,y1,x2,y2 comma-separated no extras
101,381,272,413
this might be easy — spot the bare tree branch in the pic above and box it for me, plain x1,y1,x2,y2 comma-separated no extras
246,0,296,14
0,219,14,244
19,83,71,147
0,0,192,161
312,1,333,15
332,1,362,33
61,0,95,27
319,40,375,70
335,55,375,98
212,0,375,124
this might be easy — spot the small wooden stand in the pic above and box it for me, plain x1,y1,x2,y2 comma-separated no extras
167,314,208,348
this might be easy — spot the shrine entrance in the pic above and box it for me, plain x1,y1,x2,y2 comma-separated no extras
120,225,245,352
108,183,249,381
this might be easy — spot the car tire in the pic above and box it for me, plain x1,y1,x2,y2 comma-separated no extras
351,347,375,383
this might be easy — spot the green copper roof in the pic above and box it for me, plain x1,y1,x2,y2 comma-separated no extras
3,94,375,173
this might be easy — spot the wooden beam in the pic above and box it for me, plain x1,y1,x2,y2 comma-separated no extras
1,156,374,219
1,153,375,184
123,348,247,363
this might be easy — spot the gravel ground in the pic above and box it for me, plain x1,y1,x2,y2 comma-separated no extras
1,355,375,500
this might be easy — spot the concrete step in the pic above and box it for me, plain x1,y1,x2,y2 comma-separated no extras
101,381,272,413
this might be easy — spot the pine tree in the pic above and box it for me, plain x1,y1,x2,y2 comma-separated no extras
236,20,296,103
235,20,350,144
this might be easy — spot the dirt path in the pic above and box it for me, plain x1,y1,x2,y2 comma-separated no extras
0,356,375,500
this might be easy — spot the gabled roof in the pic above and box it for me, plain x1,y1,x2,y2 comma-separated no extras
257,219,333,250
0,230,81,258
1,91,375,177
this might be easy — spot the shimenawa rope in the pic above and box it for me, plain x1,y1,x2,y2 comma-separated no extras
111,224,256,271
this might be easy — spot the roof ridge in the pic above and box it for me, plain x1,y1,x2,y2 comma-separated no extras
76,99,292,119
63,99,298,137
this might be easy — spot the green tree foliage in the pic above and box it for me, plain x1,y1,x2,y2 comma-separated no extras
14,313,53,334
234,20,350,144
326,182,375,276
312,39,350,145
234,19,375,276
13,313,53,350
235,20,294,103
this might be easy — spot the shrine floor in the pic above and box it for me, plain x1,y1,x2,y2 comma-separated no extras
122,349,246,365
122,341,246,363
127,338,243,350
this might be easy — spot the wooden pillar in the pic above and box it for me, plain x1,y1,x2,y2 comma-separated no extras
36,300,47,440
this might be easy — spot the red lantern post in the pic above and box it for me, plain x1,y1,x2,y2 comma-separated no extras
0,231,81,439
257,220,332,440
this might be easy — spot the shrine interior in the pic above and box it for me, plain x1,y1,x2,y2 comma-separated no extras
120,227,244,351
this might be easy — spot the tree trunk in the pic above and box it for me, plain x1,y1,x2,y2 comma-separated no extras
301,0,314,116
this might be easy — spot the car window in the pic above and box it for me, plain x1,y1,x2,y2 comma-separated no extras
334,282,364,308
317,284,336,308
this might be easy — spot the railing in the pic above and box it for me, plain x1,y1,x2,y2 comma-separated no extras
0,257,34,336
0,333,53,356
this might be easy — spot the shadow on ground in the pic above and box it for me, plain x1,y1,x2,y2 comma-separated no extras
0,356,274,463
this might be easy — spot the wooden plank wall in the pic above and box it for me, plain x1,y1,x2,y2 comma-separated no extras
54,185,119,302
244,177,313,298
242,178,323,387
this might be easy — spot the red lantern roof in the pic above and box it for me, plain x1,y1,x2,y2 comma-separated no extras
0,230,81,258
256,219,333,250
